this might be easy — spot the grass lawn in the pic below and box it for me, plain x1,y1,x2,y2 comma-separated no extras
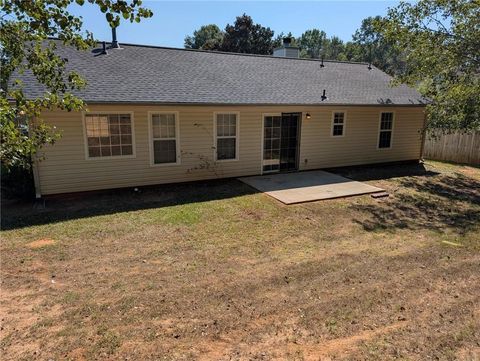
1,161,479,360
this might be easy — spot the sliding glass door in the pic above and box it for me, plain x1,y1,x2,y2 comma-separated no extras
263,113,300,173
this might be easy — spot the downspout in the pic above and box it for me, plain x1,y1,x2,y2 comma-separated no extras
30,117,42,198
419,110,428,162
32,153,42,199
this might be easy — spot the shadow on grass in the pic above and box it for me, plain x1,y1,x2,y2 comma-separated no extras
329,161,440,182
3,162,478,233
351,172,480,234
1,179,257,231
400,172,480,204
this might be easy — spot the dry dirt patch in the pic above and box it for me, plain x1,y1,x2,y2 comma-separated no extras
26,238,56,249
1,162,479,360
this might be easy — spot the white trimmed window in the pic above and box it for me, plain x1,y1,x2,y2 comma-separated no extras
332,112,345,136
151,113,179,164
85,113,133,158
215,113,238,160
378,112,394,148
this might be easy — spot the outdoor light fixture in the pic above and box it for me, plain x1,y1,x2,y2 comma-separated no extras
305,113,311,120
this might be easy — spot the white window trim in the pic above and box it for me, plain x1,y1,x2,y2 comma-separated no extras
213,111,240,162
377,111,395,150
82,111,136,160
148,111,181,167
330,110,347,138
261,113,282,175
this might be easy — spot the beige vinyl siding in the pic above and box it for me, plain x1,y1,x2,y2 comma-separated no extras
35,104,424,195
299,107,424,170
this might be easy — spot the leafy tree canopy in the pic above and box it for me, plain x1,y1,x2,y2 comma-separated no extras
272,32,296,49
0,0,153,170
297,29,326,59
220,14,274,55
323,36,346,61
184,24,223,50
350,16,404,76
377,0,480,132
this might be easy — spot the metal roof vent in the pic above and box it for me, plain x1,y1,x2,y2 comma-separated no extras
111,27,120,49
321,89,327,101
101,41,108,55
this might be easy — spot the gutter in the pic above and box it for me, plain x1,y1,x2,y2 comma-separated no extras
80,101,428,107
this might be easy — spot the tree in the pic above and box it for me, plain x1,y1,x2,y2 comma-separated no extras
184,24,224,50
377,0,480,132
323,36,346,60
0,0,153,170
220,14,275,55
272,32,296,49
297,29,327,58
351,16,404,76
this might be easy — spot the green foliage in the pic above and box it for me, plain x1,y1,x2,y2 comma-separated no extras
184,14,275,54
184,24,224,50
220,14,275,55
0,0,153,170
297,29,327,58
350,16,405,75
324,36,346,60
296,30,350,62
272,32,297,49
1,163,35,199
377,0,480,132
295,22,402,74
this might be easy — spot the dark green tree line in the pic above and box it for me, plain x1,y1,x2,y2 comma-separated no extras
184,14,402,75
184,14,274,55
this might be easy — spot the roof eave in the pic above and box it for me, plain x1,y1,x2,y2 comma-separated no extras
81,100,428,107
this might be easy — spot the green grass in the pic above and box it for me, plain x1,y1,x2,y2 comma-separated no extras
1,161,479,360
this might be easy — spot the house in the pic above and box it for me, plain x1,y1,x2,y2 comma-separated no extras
20,38,426,197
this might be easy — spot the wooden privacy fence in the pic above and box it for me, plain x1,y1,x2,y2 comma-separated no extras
423,131,480,165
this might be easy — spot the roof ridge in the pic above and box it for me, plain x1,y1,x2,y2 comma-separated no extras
46,37,369,66
115,42,370,65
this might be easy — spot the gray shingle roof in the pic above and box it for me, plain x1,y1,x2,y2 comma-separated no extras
17,41,426,106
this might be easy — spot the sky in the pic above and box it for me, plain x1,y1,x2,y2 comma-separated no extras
70,1,402,48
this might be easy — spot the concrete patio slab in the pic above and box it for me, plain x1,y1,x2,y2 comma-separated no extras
239,170,384,204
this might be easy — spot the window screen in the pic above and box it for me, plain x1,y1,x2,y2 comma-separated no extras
378,112,393,148
85,114,133,158
151,113,178,164
216,113,237,160
332,112,345,136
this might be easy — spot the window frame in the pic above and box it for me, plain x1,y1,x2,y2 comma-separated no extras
377,111,395,150
261,113,282,174
213,111,240,162
148,111,181,167
330,111,347,138
82,111,136,160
